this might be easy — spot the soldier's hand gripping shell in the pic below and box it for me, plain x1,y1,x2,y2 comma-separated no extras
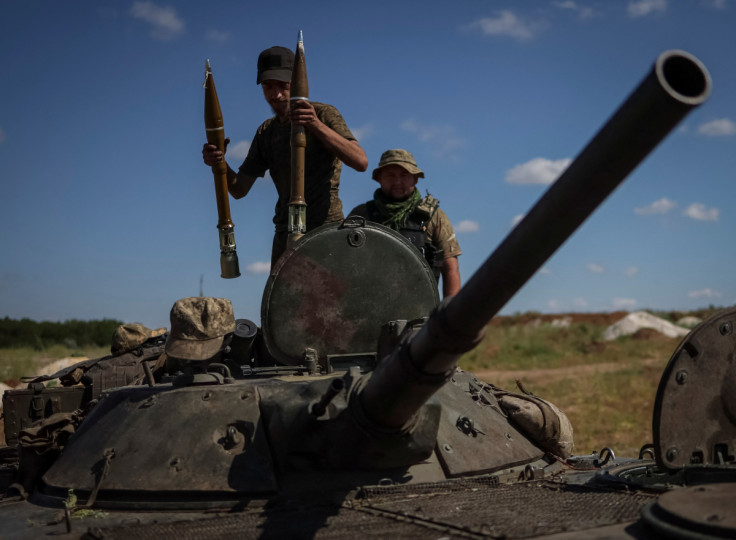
202,138,229,166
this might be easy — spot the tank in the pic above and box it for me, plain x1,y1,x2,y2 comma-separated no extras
2,50,734,540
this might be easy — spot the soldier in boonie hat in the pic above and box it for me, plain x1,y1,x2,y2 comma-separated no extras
165,297,235,362
348,149,463,299
111,323,167,356
371,149,425,181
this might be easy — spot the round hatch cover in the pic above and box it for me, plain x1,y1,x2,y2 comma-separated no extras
652,306,736,469
642,483,736,538
261,218,440,365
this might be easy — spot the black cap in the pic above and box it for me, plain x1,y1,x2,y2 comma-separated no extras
257,46,294,85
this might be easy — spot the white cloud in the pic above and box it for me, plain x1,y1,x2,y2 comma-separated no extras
683,203,719,221
511,214,525,227
466,11,537,40
227,140,251,162
573,297,588,309
539,266,551,275
400,119,465,157
205,29,230,43
624,266,639,277
349,123,373,142
613,297,638,310
688,288,722,299
552,1,595,18
130,1,184,40
697,118,736,136
0,127,6,144
634,197,676,215
547,299,562,311
506,157,571,185
587,263,605,274
245,261,271,275
455,220,479,233
702,0,727,9
627,0,667,18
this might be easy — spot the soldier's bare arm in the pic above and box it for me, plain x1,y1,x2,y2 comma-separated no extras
202,141,257,199
441,256,461,298
290,101,368,172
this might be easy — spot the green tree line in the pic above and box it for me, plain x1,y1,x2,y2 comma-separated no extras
0,317,123,350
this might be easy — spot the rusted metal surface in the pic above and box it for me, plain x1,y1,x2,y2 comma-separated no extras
262,220,439,365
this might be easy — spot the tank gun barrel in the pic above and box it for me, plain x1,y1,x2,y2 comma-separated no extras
360,50,712,429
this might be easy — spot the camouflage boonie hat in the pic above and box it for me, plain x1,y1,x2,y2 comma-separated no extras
111,323,167,355
257,46,294,85
165,297,235,361
371,149,425,181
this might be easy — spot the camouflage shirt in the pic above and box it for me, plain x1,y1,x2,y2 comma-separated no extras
349,195,462,260
237,102,356,232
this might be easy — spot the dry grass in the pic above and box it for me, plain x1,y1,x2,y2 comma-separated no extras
459,313,691,457
1,345,108,384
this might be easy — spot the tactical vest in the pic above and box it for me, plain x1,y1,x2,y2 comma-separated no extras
366,194,444,281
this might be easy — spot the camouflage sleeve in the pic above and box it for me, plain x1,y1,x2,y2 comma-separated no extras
237,120,270,179
427,208,462,258
314,102,356,142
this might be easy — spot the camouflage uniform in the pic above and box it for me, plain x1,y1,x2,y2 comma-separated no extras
349,191,462,276
237,102,358,265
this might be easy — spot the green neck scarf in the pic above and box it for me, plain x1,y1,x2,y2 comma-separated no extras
372,188,421,231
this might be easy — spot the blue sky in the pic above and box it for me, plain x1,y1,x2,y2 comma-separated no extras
1,0,734,329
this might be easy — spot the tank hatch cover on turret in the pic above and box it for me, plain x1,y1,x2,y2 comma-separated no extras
262,218,440,366
653,306,736,470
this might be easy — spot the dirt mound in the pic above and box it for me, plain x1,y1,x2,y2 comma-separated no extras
491,312,628,328
631,328,677,342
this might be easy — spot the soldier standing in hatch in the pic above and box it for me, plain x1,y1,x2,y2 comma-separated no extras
348,149,462,297
202,46,368,267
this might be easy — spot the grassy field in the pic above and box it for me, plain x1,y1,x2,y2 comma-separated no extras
1,344,109,383
1,310,715,457
457,310,710,457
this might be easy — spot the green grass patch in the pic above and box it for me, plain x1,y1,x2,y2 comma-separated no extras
0,345,109,381
457,314,697,457
459,319,680,372
482,362,666,458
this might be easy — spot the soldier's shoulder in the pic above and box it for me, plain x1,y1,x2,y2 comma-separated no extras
419,193,440,211
311,101,336,111
312,102,344,119
415,193,440,219
256,116,278,133
347,202,370,218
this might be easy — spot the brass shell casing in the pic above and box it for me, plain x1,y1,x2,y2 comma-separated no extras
288,31,309,242
204,60,240,278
